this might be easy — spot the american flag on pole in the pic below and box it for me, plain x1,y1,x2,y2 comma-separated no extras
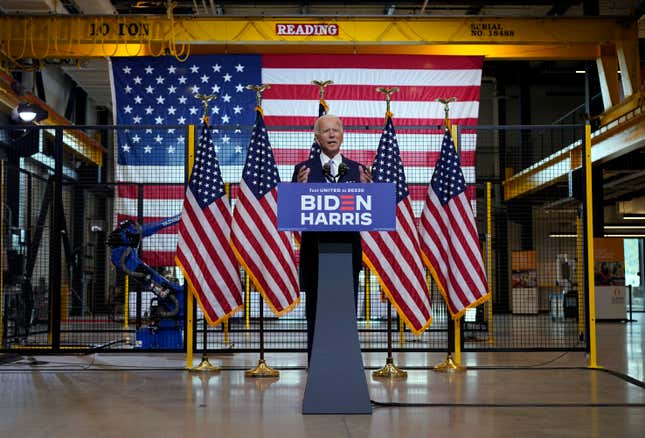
307,98,329,159
175,121,243,325
419,129,489,319
360,115,432,335
231,108,300,316
110,54,482,266
293,97,329,248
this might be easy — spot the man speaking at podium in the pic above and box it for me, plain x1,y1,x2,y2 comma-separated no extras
291,114,372,363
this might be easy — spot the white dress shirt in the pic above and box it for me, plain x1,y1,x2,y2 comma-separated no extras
319,153,343,179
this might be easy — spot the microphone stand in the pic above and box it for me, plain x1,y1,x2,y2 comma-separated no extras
322,161,348,183
322,162,334,182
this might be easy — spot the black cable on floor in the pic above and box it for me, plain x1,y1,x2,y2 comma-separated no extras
467,351,571,368
370,400,645,408
596,367,645,389
2,360,645,392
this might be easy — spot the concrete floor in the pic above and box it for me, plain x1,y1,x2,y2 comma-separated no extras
1,314,644,438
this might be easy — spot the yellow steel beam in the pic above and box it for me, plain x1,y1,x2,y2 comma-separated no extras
160,42,606,59
0,16,638,61
503,90,645,201
616,38,641,97
503,145,578,200
0,71,105,166
599,88,645,126
596,44,621,111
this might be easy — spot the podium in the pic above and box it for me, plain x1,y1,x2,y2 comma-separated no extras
302,240,372,414
277,182,395,415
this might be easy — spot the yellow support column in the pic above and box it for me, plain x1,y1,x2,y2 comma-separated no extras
185,124,196,369
0,159,4,343
60,284,69,322
584,123,600,369
245,275,250,330
186,291,194,369
365,269,370,329
123,275,129,329
486,182,494,344
576,217,585,338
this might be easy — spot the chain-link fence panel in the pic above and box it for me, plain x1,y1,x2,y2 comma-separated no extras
1,123,591,355
463,125,587,351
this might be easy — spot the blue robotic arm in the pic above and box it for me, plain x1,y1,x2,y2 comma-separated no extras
108,215,183,319
140,214,181,238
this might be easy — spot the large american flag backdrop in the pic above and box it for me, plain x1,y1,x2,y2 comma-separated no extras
110,54,483,268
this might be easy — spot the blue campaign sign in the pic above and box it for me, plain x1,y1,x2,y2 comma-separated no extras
277,183,396,232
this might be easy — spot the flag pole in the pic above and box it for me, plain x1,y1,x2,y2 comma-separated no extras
190,93,221,373
307,79,333,160
433,97,466,373
191,317,221,372
372,86,407,379
243,84,279,378
245,290,279,377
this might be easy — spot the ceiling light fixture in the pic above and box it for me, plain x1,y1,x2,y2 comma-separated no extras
17,102,38,122
12,102,48,123
603,234,645,238
549,233,577,238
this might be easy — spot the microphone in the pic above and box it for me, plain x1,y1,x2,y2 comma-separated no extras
337,162,348,180
322,162,333,181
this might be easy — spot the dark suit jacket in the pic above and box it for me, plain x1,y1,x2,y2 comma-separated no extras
291,155,364,295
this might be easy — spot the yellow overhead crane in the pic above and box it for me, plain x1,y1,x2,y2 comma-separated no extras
0,15,641,174
0,16,638,61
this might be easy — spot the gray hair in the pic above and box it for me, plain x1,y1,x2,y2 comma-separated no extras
314,114,343,133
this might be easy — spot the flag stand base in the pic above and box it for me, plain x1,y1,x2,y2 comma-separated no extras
189,354,221,373
433,354,466,373
245,359,280,378
372,356,407,378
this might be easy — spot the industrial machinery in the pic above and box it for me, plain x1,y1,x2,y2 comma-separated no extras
107,215,185,349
